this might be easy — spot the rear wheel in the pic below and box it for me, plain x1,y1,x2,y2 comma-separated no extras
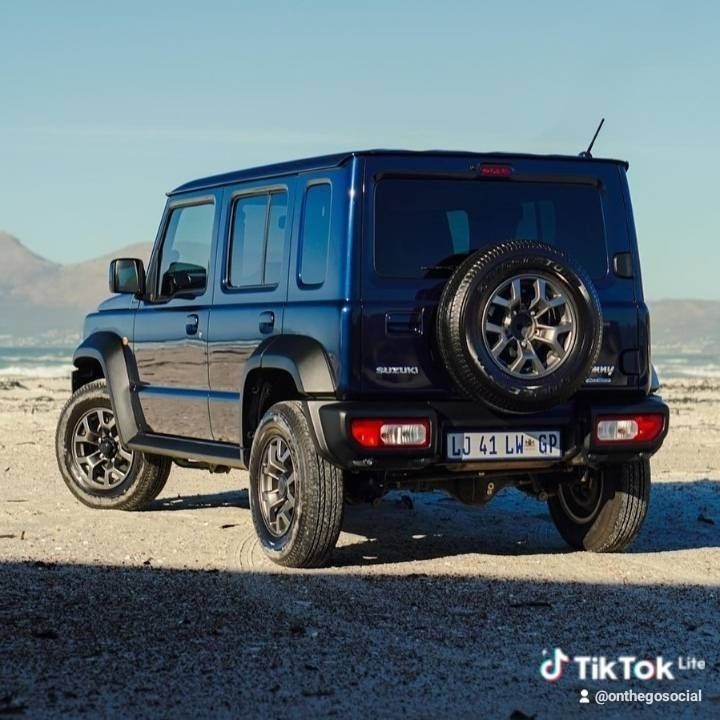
548,460,650,552
249,401,344,568
56,380,171,510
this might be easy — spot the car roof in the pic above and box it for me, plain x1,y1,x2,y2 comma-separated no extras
168,149,629,195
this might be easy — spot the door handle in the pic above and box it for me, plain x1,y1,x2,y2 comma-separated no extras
259,311,275,334
186,313,199,335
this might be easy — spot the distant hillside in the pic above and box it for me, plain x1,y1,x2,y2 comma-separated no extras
0,231,151,343
648,300,720,352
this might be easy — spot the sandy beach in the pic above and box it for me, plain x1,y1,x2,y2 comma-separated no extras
1,377,718,718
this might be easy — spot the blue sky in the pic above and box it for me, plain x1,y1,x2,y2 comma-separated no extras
1,0,718,299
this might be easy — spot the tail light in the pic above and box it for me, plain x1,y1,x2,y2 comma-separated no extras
478,164,513,178
594,414,665,445
350,418,431,449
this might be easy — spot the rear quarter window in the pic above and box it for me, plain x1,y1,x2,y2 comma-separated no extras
298,182,332,288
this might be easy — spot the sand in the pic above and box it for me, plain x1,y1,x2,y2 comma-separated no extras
0,378,718,719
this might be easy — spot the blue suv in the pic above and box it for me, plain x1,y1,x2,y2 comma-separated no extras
56,150,669,567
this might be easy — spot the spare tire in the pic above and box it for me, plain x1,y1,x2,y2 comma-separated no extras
436,240,602,413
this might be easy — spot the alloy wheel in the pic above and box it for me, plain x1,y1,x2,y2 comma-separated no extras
259,437,297,537
71,407,134,491
477,273,578,378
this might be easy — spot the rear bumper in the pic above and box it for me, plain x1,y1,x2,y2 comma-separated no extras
304,394,669,473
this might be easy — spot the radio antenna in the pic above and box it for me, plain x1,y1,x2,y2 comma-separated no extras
579,117,605,158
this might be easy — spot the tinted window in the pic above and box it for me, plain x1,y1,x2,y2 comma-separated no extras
374,179,607,279
265,193,288,286
230,194,267,287
229,191,288,288
299,183,331,287
158,203,214,297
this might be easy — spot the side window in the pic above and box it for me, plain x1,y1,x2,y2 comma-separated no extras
158,203,214,297
298,183,331,287
229,190,288,288
265,192,288,286
229,194,267,287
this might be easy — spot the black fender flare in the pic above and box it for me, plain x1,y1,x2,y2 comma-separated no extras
73,332,144,445
239,335,337,453
241,335,337,396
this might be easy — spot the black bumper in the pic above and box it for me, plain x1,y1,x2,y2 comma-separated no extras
303,394,669,473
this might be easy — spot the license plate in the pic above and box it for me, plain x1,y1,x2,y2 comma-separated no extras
446,430,562,461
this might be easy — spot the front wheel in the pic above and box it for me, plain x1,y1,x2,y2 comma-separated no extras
56,380,171,510
249,401,344,568
548,460,650,552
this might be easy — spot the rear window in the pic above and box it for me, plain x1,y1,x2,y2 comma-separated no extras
374,179,607,279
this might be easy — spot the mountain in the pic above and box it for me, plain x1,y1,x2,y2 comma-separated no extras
648,299,720,352
0,231,151,343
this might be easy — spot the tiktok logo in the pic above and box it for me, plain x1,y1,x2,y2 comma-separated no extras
540,647,571,682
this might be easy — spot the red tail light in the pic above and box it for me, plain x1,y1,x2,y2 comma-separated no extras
594,414,665,445
350,418,431,449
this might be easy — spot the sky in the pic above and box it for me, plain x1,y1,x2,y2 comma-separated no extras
1,0,718,300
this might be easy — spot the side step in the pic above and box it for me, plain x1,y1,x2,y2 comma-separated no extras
127,433,245,469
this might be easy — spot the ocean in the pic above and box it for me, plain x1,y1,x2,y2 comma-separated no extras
1,345,719,382
0,346,75,378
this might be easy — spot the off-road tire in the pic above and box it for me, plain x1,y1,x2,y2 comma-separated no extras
436,240,603,413
548,459,650,552
249,401,344,568
56,380,171,510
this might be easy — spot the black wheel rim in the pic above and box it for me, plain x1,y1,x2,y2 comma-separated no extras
71,407,134,492
557,471,604,524
258,436,296,537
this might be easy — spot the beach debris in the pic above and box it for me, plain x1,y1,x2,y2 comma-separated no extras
31,628,58,640
301,688,334,698
697,512,715,525
397,494,414,510
0,693,27,715
0,535,16,539
0,379,28,390
509,600,553,609
220,523,239,529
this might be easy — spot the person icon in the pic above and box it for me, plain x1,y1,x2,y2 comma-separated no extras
579,689,590,704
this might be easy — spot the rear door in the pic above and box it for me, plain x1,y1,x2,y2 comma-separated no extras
207,183,293,444
360,154,640,398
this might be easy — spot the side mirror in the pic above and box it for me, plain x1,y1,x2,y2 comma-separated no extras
109,258,145,296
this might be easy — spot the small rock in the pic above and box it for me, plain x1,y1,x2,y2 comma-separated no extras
0,693,27,715
398,494,414,510
509,600,553,609
32,629,58,640
697,513,715,525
